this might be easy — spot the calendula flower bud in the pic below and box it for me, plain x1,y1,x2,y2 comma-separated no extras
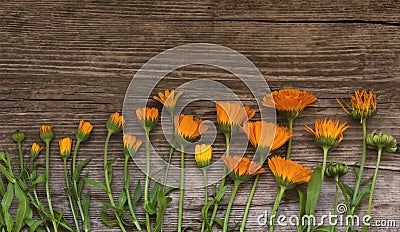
76,120,93,142
30,143,43,161
107,112,124,134
325,163,349,178
366,130,397,153
123,134,142,157
136,107,159,131
40,125,54,143
59,138,72,160
174,114,208,146
195,144,212,168
12,130,25,143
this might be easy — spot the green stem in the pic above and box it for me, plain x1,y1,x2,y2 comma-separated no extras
64,159,81,232
240,174,260,232
347,118,367,232
144,129,152,232
286,118,294,159
362,146,382,232
223,181,241,232
17,142,24,172
270,186,286,232
201,169,208,232
104,132,126,232
72,140,86,226
178,144,185,232
45,141,58,232
210,133,231,228
332,175,339,232
163,111,175,190
321,147,329,182
124,154,142,231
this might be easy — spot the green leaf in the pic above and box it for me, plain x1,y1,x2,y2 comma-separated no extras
215,185,228,202
297,187,307,232
132,181,142,210
32,174,46,186
2,183,14,214
339,182,354,200
28,219,45,232
5,212,14,232
338,182,351,213
0,177,5,196
0,164,15,183
213,218,241,231
201,200,215,232
352,184,371,211
154,188,172,232
101,205,118,228
14,184,30,232
73,158,92,182
352,166,359,180
82,191,91,232
182,226,200,231
78,172,89,197
304,166,323,230
106,159,115,183
117,188,127,209
83,178,107,192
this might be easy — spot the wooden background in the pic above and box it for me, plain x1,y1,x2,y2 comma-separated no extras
0,1,399,231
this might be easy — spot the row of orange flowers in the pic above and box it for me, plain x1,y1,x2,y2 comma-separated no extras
12,88,396,232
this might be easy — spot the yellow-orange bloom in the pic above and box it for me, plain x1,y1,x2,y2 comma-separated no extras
76,120,93,142
337,89,376,120
268,156,312,189
174,114,208,143
223,156,265,182
107,112,124,134
195,144,212,168
123,134,142,156
59,137,72,159
216,102,255,134
136,107,159,130
305,118,349,149
153,89,183,113
31,143,43,157
40,125,54,142
242,121,292,155
263,88,317,119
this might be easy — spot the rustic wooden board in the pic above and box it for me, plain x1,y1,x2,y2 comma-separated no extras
0,1,399,231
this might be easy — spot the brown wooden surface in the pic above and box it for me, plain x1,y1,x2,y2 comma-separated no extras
0,1,399,231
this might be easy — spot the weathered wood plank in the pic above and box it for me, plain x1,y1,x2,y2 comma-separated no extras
0,1,399,231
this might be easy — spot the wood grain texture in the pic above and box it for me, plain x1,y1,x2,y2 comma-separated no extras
0,1,399,231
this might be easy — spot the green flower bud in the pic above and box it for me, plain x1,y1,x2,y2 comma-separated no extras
367,130,397,153
12,130,25,143
40,125,54,143
325,163,349,178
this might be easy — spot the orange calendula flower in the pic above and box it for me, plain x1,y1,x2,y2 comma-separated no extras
153,89,183,113
216,102,255,134
174,114,208,144
305,118,349,149
30,142,43,161
76,120,93,142
40,125,54,142
263,88,317,119
136,107,159,131
59,137,72,159
268,156,312,189
107,112,124,134
337,89,376,121
123,134,142,156
223,156,265,182
242,121,292,155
